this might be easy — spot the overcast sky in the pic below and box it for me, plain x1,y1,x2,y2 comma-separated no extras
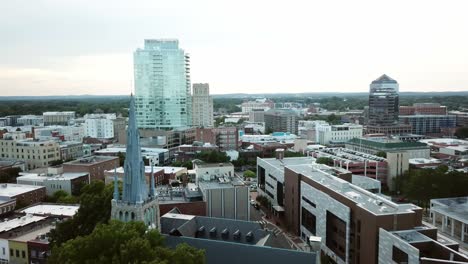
1,0,468,96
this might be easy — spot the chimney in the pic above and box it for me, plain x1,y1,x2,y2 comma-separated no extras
276,148,285,160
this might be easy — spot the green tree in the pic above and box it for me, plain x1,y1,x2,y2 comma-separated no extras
48,221,205,264
455,127,468,139
243,170,256,179
194,151,230,163
0,167,22,183
49,181,113,247
316,157,334,165
375,151,387,158
49,160,64,166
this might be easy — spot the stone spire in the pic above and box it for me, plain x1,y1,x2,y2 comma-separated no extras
113,167,119,201
122,95,148,203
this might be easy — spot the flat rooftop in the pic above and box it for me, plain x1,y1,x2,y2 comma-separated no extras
20,204,80,217
311,147,386,163
287,163,420,215
109,166,185,175
431,197,468,224
11,224,53,242
0,215,46,233
64,156,117,165
420,138,468,146
409,158,441,165
195,162,233,168
17,172,88,182
0,184,45,197
347,137,428,150
95,146,168,155
259,157,314,171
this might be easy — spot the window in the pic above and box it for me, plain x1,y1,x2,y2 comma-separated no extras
22,251,25,258
2,247,4,255
302,196,316,208
392,246,408,264
16,250,19,257
10,249,13,257
301,208,316,235
31,249,37,258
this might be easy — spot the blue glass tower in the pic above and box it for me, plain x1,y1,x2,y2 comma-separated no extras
111,95,160,229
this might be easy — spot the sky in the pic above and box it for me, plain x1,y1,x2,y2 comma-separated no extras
1,0,468,96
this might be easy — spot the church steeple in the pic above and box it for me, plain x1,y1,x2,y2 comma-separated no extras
149,161,156,198
122,95,148,203
113,168,119,201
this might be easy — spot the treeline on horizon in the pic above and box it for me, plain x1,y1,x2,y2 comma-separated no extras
1,94,468,117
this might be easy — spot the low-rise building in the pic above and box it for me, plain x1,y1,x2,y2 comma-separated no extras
0,198,16,216
0,184,46,207
33,125,85,142
194,162,249,220
430,197,468,244
419,138,468,160
346,137,430,159
309,148,391,187
62,156,119,181
104,166,184,186
241,99,274,114
315,123,363,145
16,115,43,126
195,127,238,151
59,141,84,161
408,158,442,169
20,203,80,218
16,172,89,196
0,133,60,170
264,109,298,134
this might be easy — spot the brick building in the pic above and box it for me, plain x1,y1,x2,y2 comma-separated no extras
63,156,119,181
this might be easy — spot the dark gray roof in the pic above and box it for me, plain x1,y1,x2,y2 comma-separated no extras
164,235,316,264
371,74,397,84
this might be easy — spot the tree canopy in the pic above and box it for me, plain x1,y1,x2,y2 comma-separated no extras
243,170,256,178
49,181,113,247
48,220,205,264
394,166,468,209
316,157,334,166
194,150,230,163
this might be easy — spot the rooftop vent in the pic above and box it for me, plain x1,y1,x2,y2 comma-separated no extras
233,230,241,241
169,228,180,236
245,231,254,242
197,226,205,236
209,227,217,238
221,228,229,239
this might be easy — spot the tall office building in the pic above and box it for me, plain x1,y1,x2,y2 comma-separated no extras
368,74,399,126
192,83,213,127
366,74,411,135
134,39,191,130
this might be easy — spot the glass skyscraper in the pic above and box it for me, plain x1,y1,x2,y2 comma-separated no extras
134,39,191,129
368,74,399,126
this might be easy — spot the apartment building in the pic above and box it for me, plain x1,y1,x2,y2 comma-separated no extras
0,133,60,170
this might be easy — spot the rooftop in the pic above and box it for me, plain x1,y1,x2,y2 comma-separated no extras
431,197,468,224
371,74,398,84
419,138,468,146
288,163,421,215
11,224,53,243
0,215,46,233
20,203,80,217
108,166,185,175
311,147,387,163
347,137,429,150
64,155,117,165
194,162,233,168
95,146,168,155
0,184,45,198
408,158,442,165
17,172,89,182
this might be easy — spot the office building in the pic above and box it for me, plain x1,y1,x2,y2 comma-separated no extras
284,163,424,264
34,125,85,142
249,109,265,123
366,74,411,135
59,141,84,161
399,114,457,136
110,96,160,229
134,39,191,129
315,123,363,145
192,83,213,127
42,112,75,126
0,132,60,170
346,137,430,159
264,109,298,134
195,127,239,151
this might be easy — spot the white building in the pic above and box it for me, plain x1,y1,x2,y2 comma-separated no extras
34,125,85,142
16,172,90,196
192,83,214,127
298,120,328,141
315,123,363,145
84,114,115,139
17,115,43,126
43,112,75,126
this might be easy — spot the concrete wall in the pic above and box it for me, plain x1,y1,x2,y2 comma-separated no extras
206,187,249,221
378,229,420,264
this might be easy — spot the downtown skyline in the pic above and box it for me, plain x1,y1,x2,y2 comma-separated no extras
1,0,468,96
